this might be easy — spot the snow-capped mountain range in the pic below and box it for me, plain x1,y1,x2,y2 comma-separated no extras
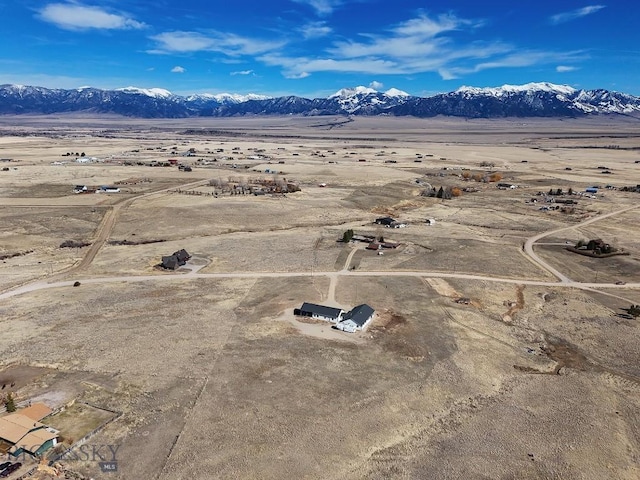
0,82,638,118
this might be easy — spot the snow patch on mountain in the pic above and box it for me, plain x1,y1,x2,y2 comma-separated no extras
384,88,410,97
116,87,174,98
456,82,577,97
329,86,377,99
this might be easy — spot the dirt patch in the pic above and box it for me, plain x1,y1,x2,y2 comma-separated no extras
424,278,460,298
502,285,525,323
0,365,53,391
542,336,590,374
369,310,425,361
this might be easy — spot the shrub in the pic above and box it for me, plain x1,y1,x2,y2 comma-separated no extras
341,229,354,242
60,240,91,248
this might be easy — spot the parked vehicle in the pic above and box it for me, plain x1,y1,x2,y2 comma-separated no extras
0,463,21,477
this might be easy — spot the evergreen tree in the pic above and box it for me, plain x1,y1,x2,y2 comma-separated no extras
5,392,16,412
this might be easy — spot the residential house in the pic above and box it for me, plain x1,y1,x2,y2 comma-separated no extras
161,249,191,270
336,304,375,333
374,217,396,226
0,413,59,458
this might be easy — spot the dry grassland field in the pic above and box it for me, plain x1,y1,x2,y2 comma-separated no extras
0,115,639,480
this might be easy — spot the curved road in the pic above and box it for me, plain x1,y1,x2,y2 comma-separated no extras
524,204,640,283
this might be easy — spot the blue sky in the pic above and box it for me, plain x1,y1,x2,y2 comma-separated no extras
0,1,638,97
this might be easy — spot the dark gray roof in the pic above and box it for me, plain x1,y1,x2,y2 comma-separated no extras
161,255,179,270
342,304,375,327
174,249,190,262
300,302,343,319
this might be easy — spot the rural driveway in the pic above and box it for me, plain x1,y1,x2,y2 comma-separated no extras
523,204,640,283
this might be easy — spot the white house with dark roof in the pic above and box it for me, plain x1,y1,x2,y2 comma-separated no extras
295,302,375,333
337,304,375,333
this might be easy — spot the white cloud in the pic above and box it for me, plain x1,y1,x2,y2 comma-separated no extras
38,2,146,31
230,70,254,76
171,66,185,73
299,21,332,39
260,12,585,80
149,31,285,56
292,0,343,16
285,71,311,79
369,80,383,90
556,65,578,72
550,5,606,25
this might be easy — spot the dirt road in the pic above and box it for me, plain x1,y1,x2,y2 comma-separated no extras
523,204,640,283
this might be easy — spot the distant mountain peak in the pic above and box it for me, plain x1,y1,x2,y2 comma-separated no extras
329,86,377,99
384,88,410,97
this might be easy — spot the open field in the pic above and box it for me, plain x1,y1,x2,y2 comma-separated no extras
0,115,639,479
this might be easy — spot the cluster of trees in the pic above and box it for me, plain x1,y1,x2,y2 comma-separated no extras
548,188,574,196
422,186,462,199
461,171,503,182
209,176,297,194
62,152,85,157
575,239,615,255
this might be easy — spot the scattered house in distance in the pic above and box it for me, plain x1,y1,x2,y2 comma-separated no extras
375,217,396,226
390,221,407,228
97,185,120,193
585,187,598,194
352,234,375,243
367,241,382,250
497,183,517,189
425,218,436,225
367,241,400,250
161,249,191,270
295,302,344,322
73,185,87,193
